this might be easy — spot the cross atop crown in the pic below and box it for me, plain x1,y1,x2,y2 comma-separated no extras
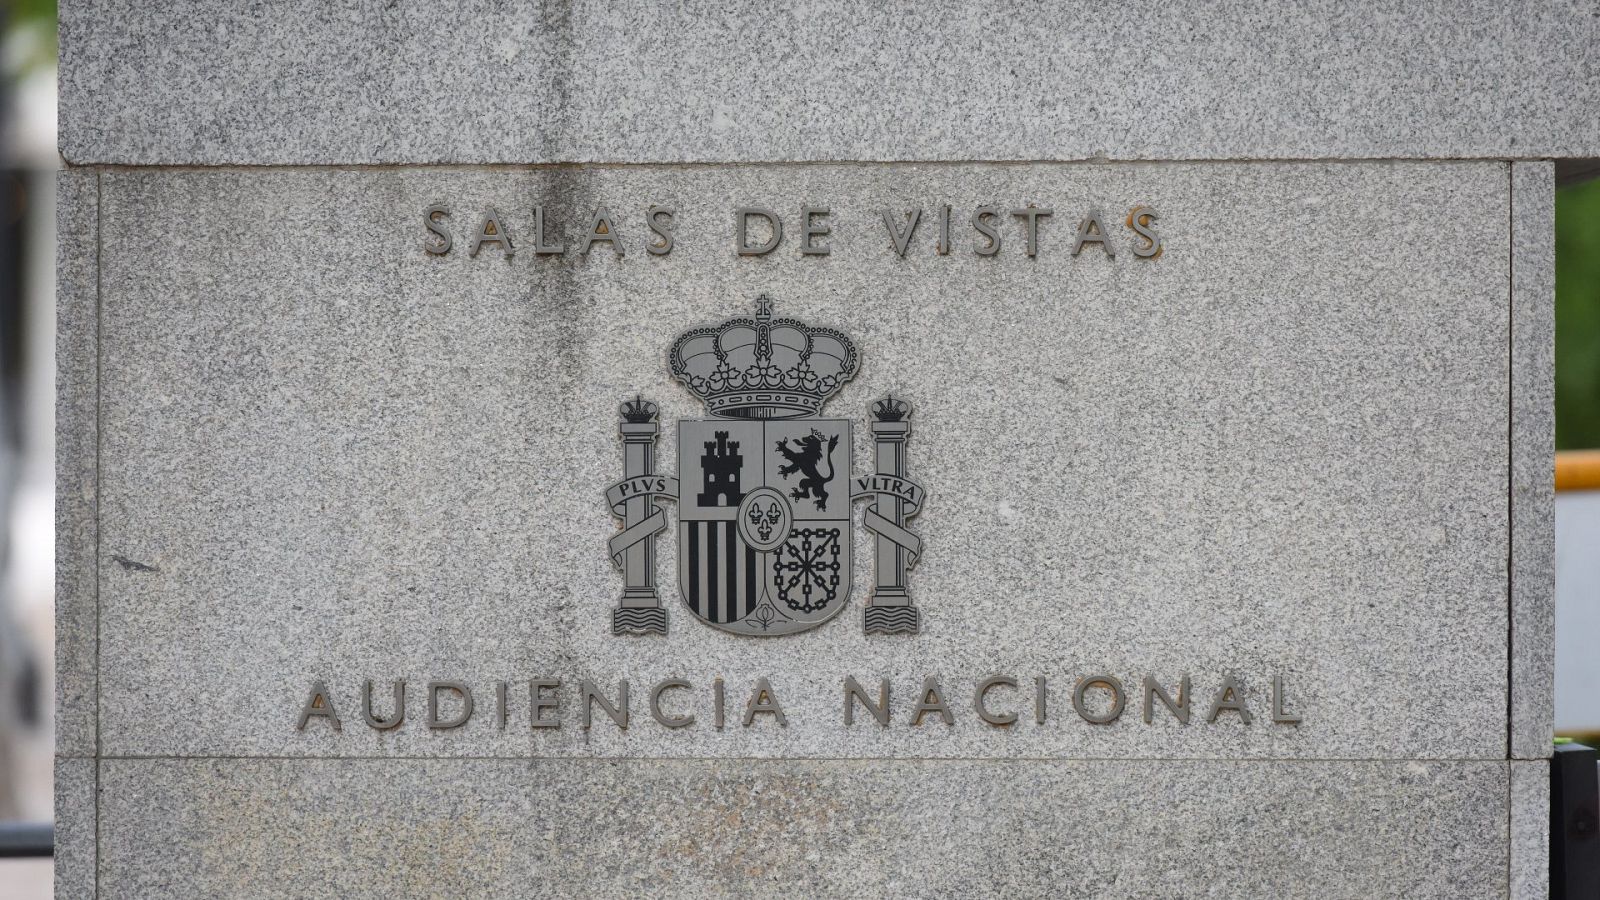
755,295,774,321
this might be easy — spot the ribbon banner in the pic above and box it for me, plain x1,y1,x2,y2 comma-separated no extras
852,475,928,568
606,475,678,514
606,476,678,570
851,475,925,516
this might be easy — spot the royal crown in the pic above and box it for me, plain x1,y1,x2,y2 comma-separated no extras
618,395,658,423
669,296,859,419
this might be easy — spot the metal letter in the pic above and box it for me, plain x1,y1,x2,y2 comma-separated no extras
844,676,890,726
1206,676,1253,724
1272,675,1302,725
469,208,514,258
296,680,341,731
580,206,625,256
911,677,954,726
937,204,951,256
800,207,831,256
580,679,629,730
646,206,675,255
427,681,473,729
1127,205,1163,259
1072,675,1126,725
742,677,787,726
735,208,782,255
649,679,694,728
1035,676,1047,724
1071,209,1115,258
496,681,507,729
362,679,404,730
423,204,451,255
530,678,560,728
1142,674,1191,725
971,207,1001,255
1010,207,1053,258
533,206,565,255
882,209,921,257
974,675,1019,726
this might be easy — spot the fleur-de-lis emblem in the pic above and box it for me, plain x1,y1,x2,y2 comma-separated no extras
749,498,782,542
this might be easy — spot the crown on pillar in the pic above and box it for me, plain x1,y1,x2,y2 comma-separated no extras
872,394,910,422
619,395,658,423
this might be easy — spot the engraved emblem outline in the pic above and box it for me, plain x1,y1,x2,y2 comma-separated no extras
604,295,927,636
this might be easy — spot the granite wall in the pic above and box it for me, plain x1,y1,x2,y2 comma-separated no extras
56,2,1586,897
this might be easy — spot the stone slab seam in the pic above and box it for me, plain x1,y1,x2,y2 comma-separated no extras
1508,161,1515,763
93,168,102,900
61,157,1556,175
88,755,1518,763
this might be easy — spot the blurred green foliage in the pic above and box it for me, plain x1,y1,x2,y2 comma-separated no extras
9,0,55,25
1558,179,1600,450
4,0,56,77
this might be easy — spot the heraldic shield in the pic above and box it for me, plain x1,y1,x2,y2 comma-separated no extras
678,418,852,635
606,295,926,638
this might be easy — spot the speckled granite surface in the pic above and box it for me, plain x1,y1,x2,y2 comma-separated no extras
1509,162,1556,761
84,162,1512,761
96,758,1509,899
59,1,1600,165
56,9,1572,882
55,170,98,760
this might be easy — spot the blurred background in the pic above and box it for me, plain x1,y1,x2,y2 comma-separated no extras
1555,178,1600,750
1,0,59,895
0,3,1597,896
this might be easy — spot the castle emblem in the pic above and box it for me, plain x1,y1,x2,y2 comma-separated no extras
604,296,926,636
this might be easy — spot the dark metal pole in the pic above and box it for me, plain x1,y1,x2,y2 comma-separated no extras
1552,743,1600,900
0,822,53,857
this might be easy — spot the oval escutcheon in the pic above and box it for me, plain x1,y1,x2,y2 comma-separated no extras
736,486,793,553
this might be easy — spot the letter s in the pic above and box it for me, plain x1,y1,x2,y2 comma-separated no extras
1128,205,1163,259
971,207,1001,256
647,206,675,256
423,204,452,255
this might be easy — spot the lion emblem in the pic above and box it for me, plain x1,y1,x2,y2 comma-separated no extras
775,428,838,509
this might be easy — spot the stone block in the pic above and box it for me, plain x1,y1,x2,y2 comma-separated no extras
1510,161,1556,759
58,1,1600,166
1510,759,1549,900
91,163,1512,761
56,169,98,758
55,757,96,899
97,758,1509,899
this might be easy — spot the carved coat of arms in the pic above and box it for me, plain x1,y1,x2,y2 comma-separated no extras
605,296,926,636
